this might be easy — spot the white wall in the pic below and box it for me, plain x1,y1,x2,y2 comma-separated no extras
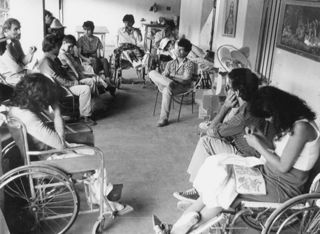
9,0,43,54
212,0,263,68
179,0,214,50
62,0,181,54
271,49,320,125
44,0,60,20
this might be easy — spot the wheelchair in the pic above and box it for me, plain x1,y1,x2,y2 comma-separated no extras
187,158,320,234
109,47,146,89
0,115,120,234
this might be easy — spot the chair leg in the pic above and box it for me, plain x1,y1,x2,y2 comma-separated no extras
153,90,159,116
192,92,194,113
177,95,184,122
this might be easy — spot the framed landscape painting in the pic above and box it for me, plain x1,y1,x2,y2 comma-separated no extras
277,0,320,61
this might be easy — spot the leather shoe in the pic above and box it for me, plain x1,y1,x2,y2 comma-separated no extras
157,119,169,127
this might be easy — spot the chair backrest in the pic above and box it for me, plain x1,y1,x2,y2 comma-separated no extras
306,152,320,193
6,116,30,166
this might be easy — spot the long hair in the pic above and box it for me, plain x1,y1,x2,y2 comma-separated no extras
249,86,316,137
228,68,259,101
10,73,59,113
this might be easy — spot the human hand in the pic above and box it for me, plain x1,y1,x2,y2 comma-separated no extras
244,131,262,151
223,91,239,109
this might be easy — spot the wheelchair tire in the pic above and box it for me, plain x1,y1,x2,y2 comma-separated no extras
0,165,79,234
262,193,320,234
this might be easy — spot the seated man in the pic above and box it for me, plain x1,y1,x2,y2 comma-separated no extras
149,38,194,127
59,34,115,96
77,21,111,78
114,14,145,69
0,18,37,85
38,34,96,126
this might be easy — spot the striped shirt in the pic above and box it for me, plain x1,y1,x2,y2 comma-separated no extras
207,103,265,157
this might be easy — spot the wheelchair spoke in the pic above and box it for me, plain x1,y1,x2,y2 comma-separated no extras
264,194,320,234
1,166,79,234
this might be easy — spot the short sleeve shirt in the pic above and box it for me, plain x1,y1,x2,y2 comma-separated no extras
117,27,138,45
162,58,195,84
77,35,103,57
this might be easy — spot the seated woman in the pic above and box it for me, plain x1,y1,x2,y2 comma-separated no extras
7,73,132,214
77,21,111,79
114,14,145,69
153,86,320,234
59,34,115,96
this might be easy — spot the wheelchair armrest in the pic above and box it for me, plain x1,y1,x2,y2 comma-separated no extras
241,201,282,209
29,145,102,158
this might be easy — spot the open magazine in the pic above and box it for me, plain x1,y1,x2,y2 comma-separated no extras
219,154,267,195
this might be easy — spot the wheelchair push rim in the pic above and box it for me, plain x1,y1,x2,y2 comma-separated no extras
262,193,320,234
0,165,79,234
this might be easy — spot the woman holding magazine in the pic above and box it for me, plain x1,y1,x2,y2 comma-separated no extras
153,86,320,234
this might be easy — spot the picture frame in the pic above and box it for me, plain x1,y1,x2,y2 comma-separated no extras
223,0,238,37
277,0,320,62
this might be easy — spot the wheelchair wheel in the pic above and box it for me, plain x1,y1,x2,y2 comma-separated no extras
262,193,320,234
0,165,79,234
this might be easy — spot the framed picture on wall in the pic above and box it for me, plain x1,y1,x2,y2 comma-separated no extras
277,0,320,62
223,0,238,37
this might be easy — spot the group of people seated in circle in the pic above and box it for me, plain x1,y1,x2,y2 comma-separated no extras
152,68,320,233
0,10,319,234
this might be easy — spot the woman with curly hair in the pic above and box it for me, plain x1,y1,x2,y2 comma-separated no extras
153,86,320,234
8,73,133,214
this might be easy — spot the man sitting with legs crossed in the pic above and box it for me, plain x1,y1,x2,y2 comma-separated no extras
149,38,195,127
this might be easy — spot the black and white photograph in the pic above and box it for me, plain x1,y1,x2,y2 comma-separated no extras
0,0,320,234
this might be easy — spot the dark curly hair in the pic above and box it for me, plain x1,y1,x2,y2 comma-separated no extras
10,73,59,113
249,86,316,137
123,14,135,25
177,38,192,53
82,21,95,31
228,68,259,102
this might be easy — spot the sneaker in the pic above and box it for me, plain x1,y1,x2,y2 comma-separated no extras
173,188,199,202
81,116,97,126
